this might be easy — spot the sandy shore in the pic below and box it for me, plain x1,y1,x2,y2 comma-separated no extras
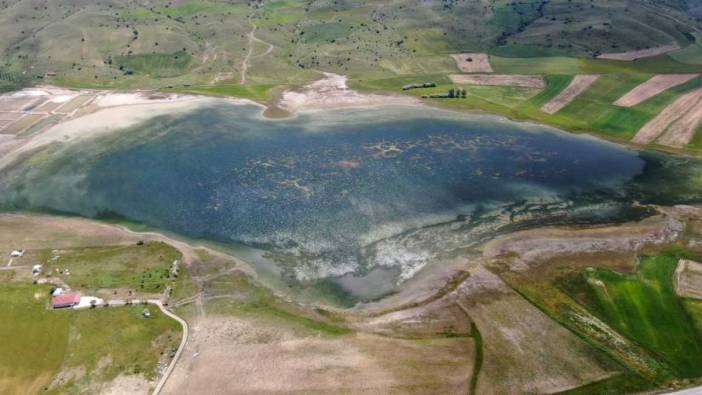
0,90,248,171
0,76,422,171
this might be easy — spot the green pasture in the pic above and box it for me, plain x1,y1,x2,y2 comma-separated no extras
0,284,180,394
46,242,180,293
114,51,193,78
562,253,702,378
169,83,274,102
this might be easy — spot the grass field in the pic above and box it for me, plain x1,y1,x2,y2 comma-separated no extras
354,70,702,144
558,251,702,379
44,242,181,294
114,52,194,78
0,0,697,92
0,283,180,394
169,83,275,103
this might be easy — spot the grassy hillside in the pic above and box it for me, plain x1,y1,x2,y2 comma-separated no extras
0,0,700,90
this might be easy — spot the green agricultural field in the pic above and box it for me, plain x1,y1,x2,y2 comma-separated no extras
170,83,275,103
561,253,702,378
0,283,180,394
355,71,702,143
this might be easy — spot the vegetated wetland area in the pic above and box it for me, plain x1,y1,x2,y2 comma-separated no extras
6,0,702,394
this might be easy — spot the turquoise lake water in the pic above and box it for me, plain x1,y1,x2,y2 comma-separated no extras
2,104,701,303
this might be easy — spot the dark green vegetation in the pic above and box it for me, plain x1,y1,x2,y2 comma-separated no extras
469,323,483,395
0,283,180,394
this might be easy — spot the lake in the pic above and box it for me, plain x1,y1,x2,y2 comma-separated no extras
2,103,701,304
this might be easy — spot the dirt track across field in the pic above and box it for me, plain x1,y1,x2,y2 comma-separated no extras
632,87,702,146
451,53,493,73
449,74,545,88
541,75,599,114
598,44,680,60
614,74,699,107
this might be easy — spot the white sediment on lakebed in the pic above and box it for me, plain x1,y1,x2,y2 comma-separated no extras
0,92,255,171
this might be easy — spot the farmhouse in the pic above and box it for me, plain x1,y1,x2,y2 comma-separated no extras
52,293,80,309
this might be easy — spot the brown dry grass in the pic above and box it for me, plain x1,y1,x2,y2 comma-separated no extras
483,213,682,268
598,44,680,60
163,314,473,394
449,74,545,88
633,87,702,146
541,75,600,114
675,259,702,299
0,112,23,121
614,74,699,107
450,53,493,73
1,114,45,135
0,96,42,112
452,265,614,394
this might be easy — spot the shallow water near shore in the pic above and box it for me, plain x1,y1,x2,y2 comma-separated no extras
2,103,702,305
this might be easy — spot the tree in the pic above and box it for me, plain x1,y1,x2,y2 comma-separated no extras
461,88,467,98
448,88,455,98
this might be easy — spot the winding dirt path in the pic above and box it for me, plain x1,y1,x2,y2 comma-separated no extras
150,300,189,395
240,15,275,84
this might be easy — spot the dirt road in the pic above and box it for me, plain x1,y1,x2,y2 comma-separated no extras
240,15,274,84
150,300,189,395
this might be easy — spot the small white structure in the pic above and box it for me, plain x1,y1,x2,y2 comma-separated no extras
10,250,24,257
142,308,151,318
52,287,64,297
74,296,105,310
32,265,42,275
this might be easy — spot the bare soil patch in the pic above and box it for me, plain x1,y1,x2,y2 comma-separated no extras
598,44,680,60
542,75,600,114
0,112,24,121
164,314,472,394
449,74,546,89
54,95,95,114
484,213,683,270
615,74,699,107
355,295,472,338
278,73,420,113
0,96,42,112
675,259,702,299
451,53,493,73
452,265,614,394
632,87,702,146
2,114,46,135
